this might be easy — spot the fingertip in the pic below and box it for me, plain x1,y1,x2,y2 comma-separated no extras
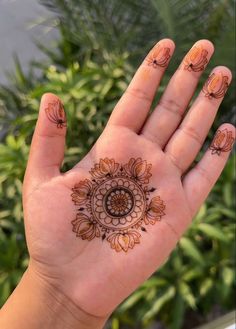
180,39,214,74
40,92,63,108
157,38,175,52
201,67,232,101
211,66,232,82
145,38,175,67
38,93,66,135
217,123,236,138
209,124,235,158
194,39,215,54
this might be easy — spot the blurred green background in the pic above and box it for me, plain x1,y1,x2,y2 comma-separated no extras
0,1,235,328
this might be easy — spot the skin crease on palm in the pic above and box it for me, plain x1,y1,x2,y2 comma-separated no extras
19,38,235,320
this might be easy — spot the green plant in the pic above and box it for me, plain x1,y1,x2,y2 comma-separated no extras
0,1,235,328
0,135,29,305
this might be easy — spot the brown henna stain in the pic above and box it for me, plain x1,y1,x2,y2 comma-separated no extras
209,129,234,156
183,45,208,72
45,99,66,128
71,158,166,252
145,44,171,68
202,72,229,99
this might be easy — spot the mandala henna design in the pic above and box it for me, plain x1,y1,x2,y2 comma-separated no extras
202,72,229,99
209,129,234,156
146,44,171,68
71,158,166,252
45,99,66,128
183,45,208,72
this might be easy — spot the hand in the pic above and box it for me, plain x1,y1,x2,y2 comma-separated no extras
20,39,235,325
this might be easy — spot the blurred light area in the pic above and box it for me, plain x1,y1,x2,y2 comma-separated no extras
0,0,58,84
195,311,236,329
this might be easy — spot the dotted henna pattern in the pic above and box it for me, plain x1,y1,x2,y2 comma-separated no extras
71,158,166,252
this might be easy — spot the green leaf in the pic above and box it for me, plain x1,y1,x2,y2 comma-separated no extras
204,212,221,223
119,290,144,311
112,68,124,78
223,182,233,207
179,237,204,264
143,286,176,322
0,280,11,305
170,293,185,329
100,79,113,96
111,318,119,329
0,210,11,219
179,282,196,309
197,223,228,242
199,278,213,296
6,135,17,149
143,277,168,288
182,268,203,282
219,208,236,219
193,204,207,223
222,267,234,287
0,273,8,285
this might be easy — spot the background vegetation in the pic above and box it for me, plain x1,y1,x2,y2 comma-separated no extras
0,1,235,328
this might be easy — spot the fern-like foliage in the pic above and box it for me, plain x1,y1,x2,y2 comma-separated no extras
39,0,234,67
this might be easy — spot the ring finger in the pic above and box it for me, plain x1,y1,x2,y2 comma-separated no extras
165,66,232,174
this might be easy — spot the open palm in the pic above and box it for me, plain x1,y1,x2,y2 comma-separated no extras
23,39,234,318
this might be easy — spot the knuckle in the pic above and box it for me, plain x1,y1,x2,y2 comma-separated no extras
195,165,213,185
179,125,203,146
159,98,183,118
125,87,152,102
167,151,184,174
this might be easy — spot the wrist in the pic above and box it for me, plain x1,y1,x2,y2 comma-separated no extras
0,266,108,329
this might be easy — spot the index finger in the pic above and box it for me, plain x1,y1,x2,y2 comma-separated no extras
107,39,175,132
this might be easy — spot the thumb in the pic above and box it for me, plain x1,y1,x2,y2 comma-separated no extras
24,93,67,190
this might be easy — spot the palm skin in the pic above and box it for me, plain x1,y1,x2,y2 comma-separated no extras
22,39,234,320
23,125,190,317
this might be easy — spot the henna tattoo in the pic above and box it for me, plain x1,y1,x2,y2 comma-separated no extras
202,72,229,99
210,129,234,156
183,45,208,72
146,44,171,68
45,99,66,128
71,158,165,252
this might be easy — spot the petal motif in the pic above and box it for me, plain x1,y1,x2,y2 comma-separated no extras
45,100,66,128
203,73,229,99
71,213,100,241
71,179,93,205
145,196,165,225
90,158,119,179
107,231,141,252
184,46,208,72
124,158,152,184
210,128,234,155
146,44,171,68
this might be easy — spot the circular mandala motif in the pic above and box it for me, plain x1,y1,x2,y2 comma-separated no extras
105,187,133,217
71,158,166,253
91,177,146,229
